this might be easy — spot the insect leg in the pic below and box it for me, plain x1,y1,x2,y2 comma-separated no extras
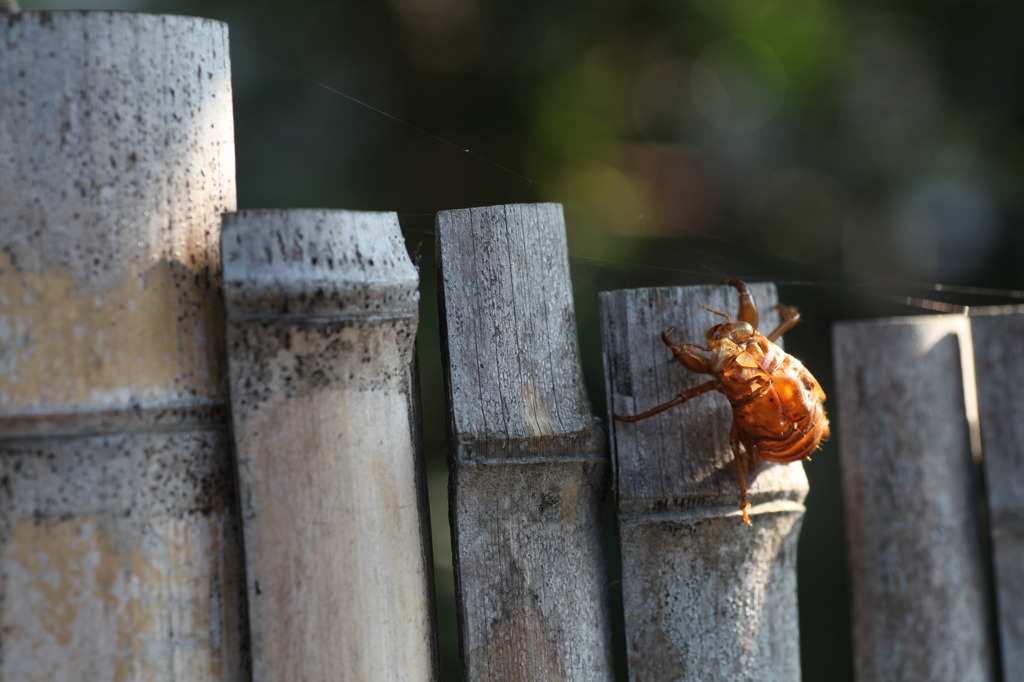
764,305,801,342
613,380,715,422
661,328,712,373
731,425,758,526
726,279,759,329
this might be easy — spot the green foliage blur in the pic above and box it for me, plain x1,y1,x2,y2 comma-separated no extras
22,0,1023,678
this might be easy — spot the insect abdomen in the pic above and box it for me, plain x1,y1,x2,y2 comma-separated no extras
753,355,829,461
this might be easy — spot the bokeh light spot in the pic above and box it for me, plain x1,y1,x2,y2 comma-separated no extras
894,176,1001,281
691,37,786,131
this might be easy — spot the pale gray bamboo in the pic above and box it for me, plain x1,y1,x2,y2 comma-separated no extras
0,13,245,680
971,308,1024,680
222,209,437,681
601,284,808,681
436,203,614,680
834,315,995,682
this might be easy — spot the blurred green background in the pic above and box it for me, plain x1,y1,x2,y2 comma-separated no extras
19,0,1024,678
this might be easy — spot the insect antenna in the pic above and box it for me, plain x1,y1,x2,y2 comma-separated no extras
696,301,731,319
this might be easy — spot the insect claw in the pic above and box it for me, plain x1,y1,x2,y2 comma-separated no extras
741,504,753,526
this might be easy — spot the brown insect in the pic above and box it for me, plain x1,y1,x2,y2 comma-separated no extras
614,280,829,525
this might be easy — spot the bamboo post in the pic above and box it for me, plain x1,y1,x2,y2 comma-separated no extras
0,12,245,680
222,209,437,681
601,284,808,681
436,203,614,680
833,315,995,682
971,308,1024,680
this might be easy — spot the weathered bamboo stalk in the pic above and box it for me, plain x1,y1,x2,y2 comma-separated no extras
222,209,437,681
601,284,807,681
436,203,614,680
833,315,995,682
971,308,1024,680
0,12,245,680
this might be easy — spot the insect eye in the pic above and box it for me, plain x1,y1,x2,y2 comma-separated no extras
731,322,754,339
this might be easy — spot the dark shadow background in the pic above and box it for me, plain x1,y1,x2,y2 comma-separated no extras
22,0,1024,679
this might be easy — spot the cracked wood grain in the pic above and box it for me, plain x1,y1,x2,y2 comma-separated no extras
973,308,1024,681
834,315,995,682
437,203,614,681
